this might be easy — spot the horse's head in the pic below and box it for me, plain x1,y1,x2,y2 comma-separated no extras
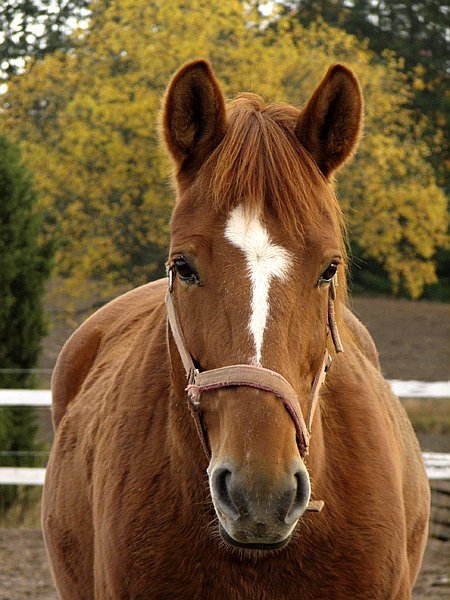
162,61,362,550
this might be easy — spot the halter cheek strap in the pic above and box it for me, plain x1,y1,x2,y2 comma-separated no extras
166,272,343,512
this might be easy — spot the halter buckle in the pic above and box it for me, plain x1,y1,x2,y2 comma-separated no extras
188,367,199,387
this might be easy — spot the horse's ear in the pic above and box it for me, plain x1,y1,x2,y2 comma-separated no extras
162,60,227,174
295,64,363,177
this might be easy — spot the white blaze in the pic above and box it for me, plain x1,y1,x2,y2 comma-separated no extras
225,206,291,365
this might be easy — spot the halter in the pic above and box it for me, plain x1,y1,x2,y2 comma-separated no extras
166,269,343,512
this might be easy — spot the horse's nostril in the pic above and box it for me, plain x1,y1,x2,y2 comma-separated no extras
211,468,240,521
284,470,310,525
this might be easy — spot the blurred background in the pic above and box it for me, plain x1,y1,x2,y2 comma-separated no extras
0,1,448,598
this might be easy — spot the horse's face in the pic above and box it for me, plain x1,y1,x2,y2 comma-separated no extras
169,198,340,547
163,61,362,549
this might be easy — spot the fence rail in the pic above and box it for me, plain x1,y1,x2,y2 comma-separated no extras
0,389,52,406
1,383,449,485
389,380,450,398
1,453,449,485
0,467,46,485
0,380,449,407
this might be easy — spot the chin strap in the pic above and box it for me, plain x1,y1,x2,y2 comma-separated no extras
166,271,343,513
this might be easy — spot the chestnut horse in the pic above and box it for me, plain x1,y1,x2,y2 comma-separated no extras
43,60,429,599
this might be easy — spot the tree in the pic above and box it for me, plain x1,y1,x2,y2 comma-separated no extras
0,133,53,511
0,0,91,81
282,1,449,199
281,0,450,295
1,0,447,299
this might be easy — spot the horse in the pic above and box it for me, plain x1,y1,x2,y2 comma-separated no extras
42,60,429,599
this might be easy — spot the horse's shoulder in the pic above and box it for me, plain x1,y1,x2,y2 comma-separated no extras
342,305,380,371
51,279,166,429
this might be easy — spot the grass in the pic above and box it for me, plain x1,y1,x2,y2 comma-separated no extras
0,486,42,528
402,398,450,435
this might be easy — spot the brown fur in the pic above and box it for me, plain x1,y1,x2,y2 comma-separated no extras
43,61,429,599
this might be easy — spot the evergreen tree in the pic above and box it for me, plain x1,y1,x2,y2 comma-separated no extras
0,133,53,511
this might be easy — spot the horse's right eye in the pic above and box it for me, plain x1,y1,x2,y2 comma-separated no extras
317,262,338,286
173,258,200,284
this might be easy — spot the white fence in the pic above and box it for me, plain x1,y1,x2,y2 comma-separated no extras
1,455,449,485
0,382,449,485
0,389,52,406
389,380,450,398
0,380,449,407
423,453,450,480
0,467,46,485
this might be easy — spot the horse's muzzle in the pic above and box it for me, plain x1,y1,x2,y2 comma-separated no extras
209,461,310,549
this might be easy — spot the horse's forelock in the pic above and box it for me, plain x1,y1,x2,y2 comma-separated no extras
198,96,340,225
195,93,348,286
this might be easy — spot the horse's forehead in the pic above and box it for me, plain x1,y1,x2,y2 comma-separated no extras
224,206,291,274
224,205,292,365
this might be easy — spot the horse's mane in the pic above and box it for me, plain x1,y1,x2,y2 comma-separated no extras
198,93,346,250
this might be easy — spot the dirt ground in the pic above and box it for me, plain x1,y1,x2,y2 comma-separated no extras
39,290,450,382
0,527,449,600
0,294,448,599
350,295,450,382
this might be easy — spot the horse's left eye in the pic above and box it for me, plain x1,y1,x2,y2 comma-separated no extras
173,258,200,284
318,263,338,286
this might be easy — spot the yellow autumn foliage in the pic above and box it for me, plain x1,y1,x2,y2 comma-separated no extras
1,0,447,299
